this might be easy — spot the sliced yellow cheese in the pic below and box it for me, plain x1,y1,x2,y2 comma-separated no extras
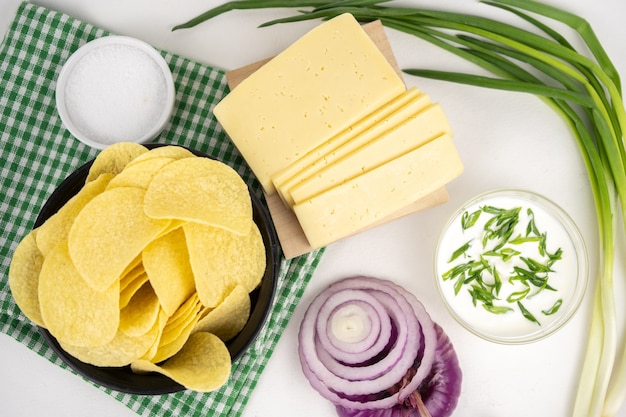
271,87,423,191
275,90,432,206
293,133,463,248
288,103,451,205
213,13,406,193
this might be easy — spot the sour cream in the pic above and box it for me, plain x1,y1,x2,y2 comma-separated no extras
434,189,588,344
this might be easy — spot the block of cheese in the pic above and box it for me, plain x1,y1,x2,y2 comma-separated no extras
288,103,452,205
275,90,432,206
271,86,423,192
292,133,463,248
213,13,406,193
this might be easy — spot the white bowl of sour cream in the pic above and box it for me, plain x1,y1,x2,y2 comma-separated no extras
434,189,588,344
56,35,175,149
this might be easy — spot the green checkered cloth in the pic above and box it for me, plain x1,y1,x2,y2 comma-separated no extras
0,2,324,416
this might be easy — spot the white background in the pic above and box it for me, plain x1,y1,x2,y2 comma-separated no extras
1,0,625,416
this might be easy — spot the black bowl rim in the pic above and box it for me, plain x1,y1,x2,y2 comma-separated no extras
34,143,281,395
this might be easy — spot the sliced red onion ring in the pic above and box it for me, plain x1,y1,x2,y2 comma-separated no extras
298,276,439,411
335,324,462,417
316,289,392,364
315,290,413,381
388,282,437,401
328,300,377,346
300,286,416,396
420,323,462,417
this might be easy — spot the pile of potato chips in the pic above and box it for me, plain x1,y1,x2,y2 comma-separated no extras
8,143,267,392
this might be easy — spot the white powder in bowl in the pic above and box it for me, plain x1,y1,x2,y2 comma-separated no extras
63,43,169,145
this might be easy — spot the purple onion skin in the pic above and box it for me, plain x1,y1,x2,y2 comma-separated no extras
336,324,462,417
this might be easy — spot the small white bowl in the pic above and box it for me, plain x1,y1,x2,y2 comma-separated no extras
56,36,175,149
434,189,588,344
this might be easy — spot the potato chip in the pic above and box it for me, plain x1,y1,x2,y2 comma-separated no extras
38,240,119,347
142,227,196,316
121,253,143,274
184,221,265,308
36,173,114,257
125,145,194,168
158,294,202,346
152,319,200,364
139,309,169,361
61,317,161,367
120,282,161,337
131,332,231,392
68,187,171,291
163,293,201,331
155,220,187,240
151,294,203,363
106,157,175,190
144,157,252,235
193,285,251,342
86,142,148,183
8,230,45,327
120,274,150,309
119,262,145,292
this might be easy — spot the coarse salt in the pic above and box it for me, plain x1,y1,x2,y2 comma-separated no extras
63,43,169,145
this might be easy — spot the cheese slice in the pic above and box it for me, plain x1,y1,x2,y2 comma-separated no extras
292,133,463,248
271,87,423,191
213,13,406,193
275,90,432,206
289,103,452,205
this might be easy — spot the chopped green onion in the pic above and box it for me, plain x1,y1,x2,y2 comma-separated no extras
542,299,563,316
518,301,541,326
507,287,531,303
483,303,513,314
483,247,521,261
526,208,540,237
449,240,472,262
509,236,542,245
461,209,481,230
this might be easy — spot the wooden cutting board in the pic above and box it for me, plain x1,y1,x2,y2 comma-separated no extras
224,20,450,259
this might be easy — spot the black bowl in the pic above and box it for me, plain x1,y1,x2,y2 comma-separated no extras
34,144,280,394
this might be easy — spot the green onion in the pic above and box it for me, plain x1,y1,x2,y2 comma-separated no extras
509,236,542,245
173,1,626,415
518,301,541,326
483,247,520,261
461,209,481,230
526,208,540,237
449,240,472,262
483,303,513,314
543,298,563,316
507,287,530,303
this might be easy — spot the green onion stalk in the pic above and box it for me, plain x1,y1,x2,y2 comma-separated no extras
173,1,626,415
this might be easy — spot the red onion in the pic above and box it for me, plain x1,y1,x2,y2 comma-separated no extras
297,276,457,414
315,289,416,382
334,324,462,417
316,289,392,365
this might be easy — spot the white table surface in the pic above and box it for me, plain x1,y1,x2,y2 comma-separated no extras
1,1,626,416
